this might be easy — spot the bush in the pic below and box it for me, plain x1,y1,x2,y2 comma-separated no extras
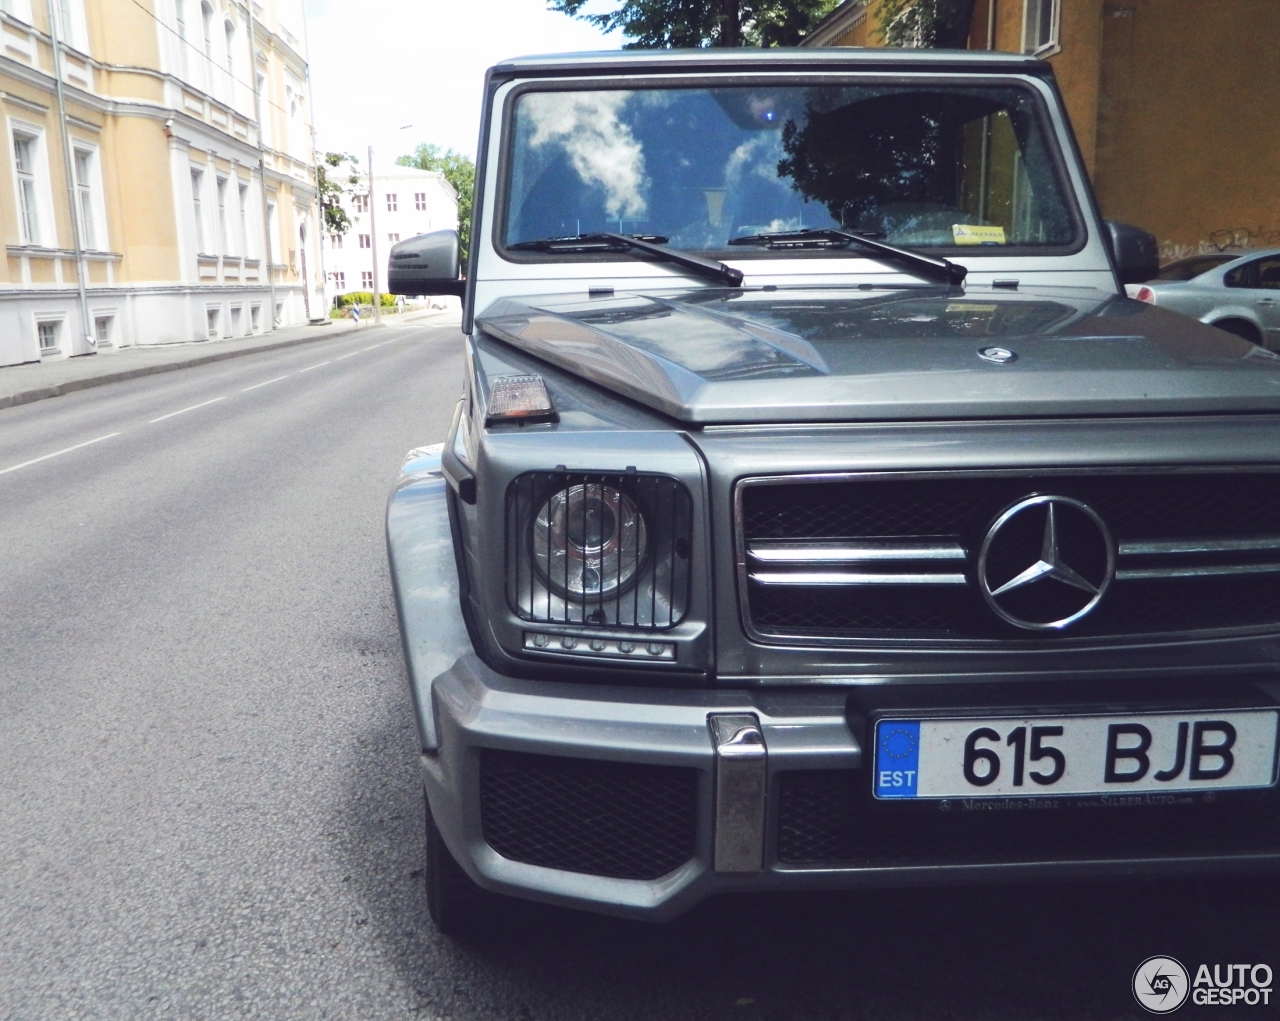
335,291,396,308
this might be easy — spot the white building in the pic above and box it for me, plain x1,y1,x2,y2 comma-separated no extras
326,164,457,298
0,0,324,367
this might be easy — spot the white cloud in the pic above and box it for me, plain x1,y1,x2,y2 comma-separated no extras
524,91,648,219
302,0,620,164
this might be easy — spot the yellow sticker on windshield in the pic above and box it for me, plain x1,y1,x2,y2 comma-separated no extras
952,224,1007,246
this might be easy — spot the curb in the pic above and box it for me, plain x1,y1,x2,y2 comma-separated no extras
0,315,437,412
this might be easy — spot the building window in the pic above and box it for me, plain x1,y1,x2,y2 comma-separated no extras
358,233,370,248
231,305,242,335
238,181,249,256
13,132,41,246
415,191,427,211
250,303,261,331
1023,0,1060,54
386,192,397,212
353,193,368,213
57,0,79,48
201,0,213,59
73,148,97,250
94,315,112,344
388,233,399,243
2,0,35,26
216,176,228,253
332,270,345,289
266,199,277,264
256,72,270,146
190,168,206,252
37,320,59,351
224,19,234,76
361,270,373,289
330,233,343,249
206,307,220,339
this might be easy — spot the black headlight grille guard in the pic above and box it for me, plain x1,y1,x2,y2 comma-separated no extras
506,470,693,630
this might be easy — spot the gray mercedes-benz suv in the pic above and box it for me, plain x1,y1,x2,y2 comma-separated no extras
386,47,1280,936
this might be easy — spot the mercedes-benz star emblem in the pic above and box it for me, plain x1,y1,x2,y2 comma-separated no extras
977,495,1116,631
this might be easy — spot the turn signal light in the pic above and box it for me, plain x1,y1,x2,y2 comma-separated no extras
486,374,557,424
1134,286,1156,304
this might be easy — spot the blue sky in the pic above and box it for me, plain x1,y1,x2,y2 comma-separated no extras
302,0,620,165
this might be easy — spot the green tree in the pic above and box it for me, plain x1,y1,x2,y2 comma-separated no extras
874,0,977,48
396,144,475,262
549,0,841,48
317,152,359,236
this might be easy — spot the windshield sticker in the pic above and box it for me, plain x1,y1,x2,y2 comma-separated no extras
953,224,1007,245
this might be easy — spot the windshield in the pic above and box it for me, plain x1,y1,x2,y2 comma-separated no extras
1155,254,1236,281
502,83,1079,254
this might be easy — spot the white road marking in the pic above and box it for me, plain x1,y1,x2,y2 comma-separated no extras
0,432,121,476
298,360,331,372
148,396,227,424
334,349,363,360
240,374,290,392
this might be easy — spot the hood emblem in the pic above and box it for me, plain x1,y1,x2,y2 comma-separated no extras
978,346,1017,363
977,495,1115,631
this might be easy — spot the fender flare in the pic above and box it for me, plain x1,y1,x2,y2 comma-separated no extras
386,447,475,751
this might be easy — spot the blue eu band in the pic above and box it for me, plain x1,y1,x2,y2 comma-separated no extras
875,720,921,798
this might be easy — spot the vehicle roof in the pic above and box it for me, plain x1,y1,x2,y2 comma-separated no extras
491,47,1050,77
1155,247,1280,280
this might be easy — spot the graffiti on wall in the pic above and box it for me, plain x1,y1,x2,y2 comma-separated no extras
1161,226,1280,263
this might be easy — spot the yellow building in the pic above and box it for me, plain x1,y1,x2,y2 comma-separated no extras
0,0,324,365
804,0,1280,263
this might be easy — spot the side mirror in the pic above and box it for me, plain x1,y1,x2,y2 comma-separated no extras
1105,220,1159,285
387,229,465,296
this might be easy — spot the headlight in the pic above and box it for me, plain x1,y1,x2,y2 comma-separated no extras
533,483,648,597
508,471,692,629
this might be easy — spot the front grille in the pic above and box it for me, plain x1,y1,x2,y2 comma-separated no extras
777,770,1280,866
739,470,1280,642
479,750,698,880
507,471,693,629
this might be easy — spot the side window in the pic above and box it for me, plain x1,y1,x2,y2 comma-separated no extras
1256,258,1280,291
1225,262,1255,288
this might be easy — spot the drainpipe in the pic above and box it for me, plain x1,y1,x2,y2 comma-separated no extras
45,0,93,354
300,9,327,322
246,2,277,329
367,144,380,325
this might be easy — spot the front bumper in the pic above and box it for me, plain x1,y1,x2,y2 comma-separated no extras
424,655,1280,921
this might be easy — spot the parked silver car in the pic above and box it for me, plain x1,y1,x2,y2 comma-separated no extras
1129,248,1280,348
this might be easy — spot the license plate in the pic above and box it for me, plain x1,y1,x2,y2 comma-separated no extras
873,709,1279,800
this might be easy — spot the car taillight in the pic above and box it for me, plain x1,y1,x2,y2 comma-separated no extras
1135,286,1156,304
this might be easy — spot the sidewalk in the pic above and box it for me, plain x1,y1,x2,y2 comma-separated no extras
0,308,451,411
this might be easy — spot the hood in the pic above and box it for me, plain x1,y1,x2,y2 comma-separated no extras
475,287,1280,423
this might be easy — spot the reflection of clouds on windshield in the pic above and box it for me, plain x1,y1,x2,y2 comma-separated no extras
722,132,806,236
525,91,648,220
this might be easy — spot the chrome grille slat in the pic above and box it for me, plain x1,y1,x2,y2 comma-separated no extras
1120,536,1280,556
1116,562,1280,581
748,570,968,586
748,540,966,563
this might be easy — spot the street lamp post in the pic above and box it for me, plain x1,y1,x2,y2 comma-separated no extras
364,127,413,328
367,145,381,326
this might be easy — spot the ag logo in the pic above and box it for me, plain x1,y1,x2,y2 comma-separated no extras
1133,956,1190,1013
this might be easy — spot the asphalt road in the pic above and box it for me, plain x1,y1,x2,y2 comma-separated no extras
2,315,1277,1020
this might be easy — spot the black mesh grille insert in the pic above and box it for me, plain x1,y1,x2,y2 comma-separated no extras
507,471,693,629
741,471,1280,640
777,770,1280,866
480,750,698,880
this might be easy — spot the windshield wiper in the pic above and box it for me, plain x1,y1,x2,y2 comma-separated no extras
728,228,966,286
509,232,744,288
